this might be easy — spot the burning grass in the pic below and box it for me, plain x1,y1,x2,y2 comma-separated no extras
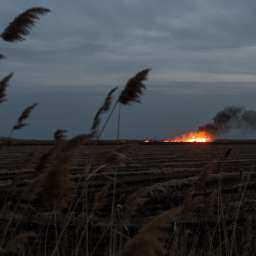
161,130,215,143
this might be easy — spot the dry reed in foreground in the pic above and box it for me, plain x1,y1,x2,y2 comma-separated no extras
0,73,14,104
1,7,50,42
0,143,255,255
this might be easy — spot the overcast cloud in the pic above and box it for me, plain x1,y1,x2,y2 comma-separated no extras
1,0,256,139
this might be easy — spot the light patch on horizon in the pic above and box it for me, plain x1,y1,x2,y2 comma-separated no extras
152,71,256,83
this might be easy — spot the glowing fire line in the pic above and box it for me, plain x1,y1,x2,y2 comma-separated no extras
144,131,214,143
161,131,214,143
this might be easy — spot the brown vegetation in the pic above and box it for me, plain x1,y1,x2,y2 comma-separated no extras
1,7,50,42
0,5,255,256
0,142,255,255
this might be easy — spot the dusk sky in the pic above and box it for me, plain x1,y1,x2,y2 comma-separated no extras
1,0,256,139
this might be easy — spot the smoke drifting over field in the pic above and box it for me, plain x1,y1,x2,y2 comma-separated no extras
199,106,256,135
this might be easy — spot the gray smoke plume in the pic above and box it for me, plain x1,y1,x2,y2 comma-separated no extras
199,106,256,135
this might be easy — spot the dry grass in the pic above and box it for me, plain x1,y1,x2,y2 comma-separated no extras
0,143,255,256
121,207,183,256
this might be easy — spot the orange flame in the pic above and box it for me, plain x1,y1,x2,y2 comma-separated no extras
160,131,214,143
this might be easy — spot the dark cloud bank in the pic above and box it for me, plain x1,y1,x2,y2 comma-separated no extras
2,1,256,139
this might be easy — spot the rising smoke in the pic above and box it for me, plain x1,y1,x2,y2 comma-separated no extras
199,106,256,135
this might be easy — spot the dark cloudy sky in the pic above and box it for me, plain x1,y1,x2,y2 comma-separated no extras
1,0,256,139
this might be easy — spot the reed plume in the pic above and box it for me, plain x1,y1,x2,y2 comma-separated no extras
116,68,150,138
91,86,118,136
97,69,151,138
1,7,50,42
102,86,119,112
119,68,151,105
93,183,112,213
41,152,72,208
104,151,127,165
122,207,183,256
35,147,57,174
0,73,13,104
12,103,38,131
122,190,196,256
62,133,92,152
39,133,91,208
35,141,64,175
54,129,67,141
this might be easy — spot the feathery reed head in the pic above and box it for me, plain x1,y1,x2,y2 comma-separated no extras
102,86,118,112
1,7,50,42
122,207,183,256
54,129,67,141
0,73,13,104
35,147,56,174
13,103,38,130
119,68,151,105
92,183,112,215
38,133,91,208
40,154,72,208
63,133,92,152
104,151,127,165
90,109,101,136
91,86,118,135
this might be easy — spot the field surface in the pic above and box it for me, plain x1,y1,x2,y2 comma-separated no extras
0,141,255,255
